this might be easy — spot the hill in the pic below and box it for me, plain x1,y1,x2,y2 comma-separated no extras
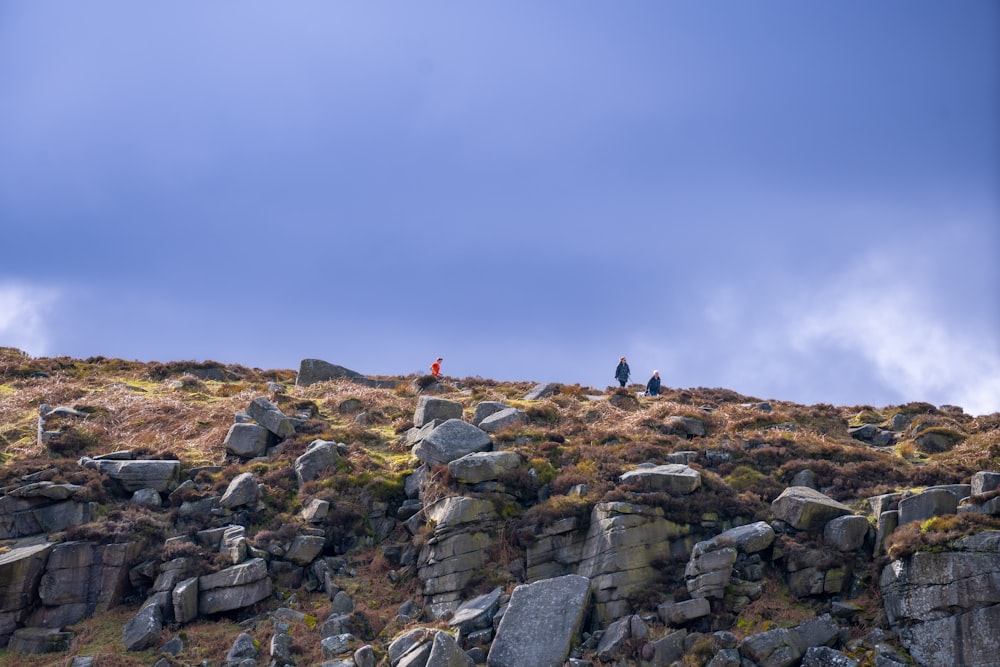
0,349,998,667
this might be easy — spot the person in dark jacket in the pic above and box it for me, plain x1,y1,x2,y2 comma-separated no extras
614,356,631,387
646,370,661,396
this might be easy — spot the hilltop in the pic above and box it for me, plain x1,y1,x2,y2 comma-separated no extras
0,349,998,667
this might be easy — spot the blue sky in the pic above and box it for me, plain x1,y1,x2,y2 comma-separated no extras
2,2,998,414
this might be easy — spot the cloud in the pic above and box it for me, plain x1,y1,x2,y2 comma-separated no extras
790,251,1000,416
0,283,58,357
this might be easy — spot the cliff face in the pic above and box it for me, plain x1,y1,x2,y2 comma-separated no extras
0,351,998,666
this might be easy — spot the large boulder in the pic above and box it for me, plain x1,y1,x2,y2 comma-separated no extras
972,471,1000,496
411,420,492,467
414,397,464,428
247,397,295,439
295,359,366,387
295,440,340,486
471,402,508,427
620,464,701,495
223,423,272,459
880,531,1000,666
823,515,870,552
198,558,272,615
219,472,260,509
425,629,474,667
487,574,591,667
898,488,959,526
80,458,180,493
448,451,522,484
771,486,853,531
122,603,162,651
478,408,528,434
0,542,54,646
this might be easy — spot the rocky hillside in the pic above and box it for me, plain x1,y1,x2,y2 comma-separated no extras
0,349,999,667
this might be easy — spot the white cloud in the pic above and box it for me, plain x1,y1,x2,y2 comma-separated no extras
0,283,58,357
790,252,1000,416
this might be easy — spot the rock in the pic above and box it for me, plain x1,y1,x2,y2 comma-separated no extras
247,397,295,439
224,423,272,459
664,416,706,437
739,627,806,667
302,498,331,522
472,401,508,426
448,451,522,484
648,629,686,665
823,515,870,552
658,597,711,625
226,632,260,666
707,647,741,667
487,574,591,667
898,488,958,526
172,577,199,624
873,510,899,557
388,627,436,665
270,631,294,666
80,457,180,493
914,430,962,454
620,464,702,495
159,635,184,657
414,396,464,428
130,487,162,508
596,615,633,662
412,420,493,467
122,603,163,651
686,547,737,600
355,644,376,667
322,633,355,660
198,558,272,615
696,521,776,555
801,646,857,667
295,440,340,485
771,486,853,531
449,587,502,634
0,542,54,644
881,538,1000,667
790,469,818,489
296,359,366,386
868,493,905,517
523,383,556,400
478,407,528,434
8,627,74,654
972,471,1000,496
219,472,260,509
426,629,475,667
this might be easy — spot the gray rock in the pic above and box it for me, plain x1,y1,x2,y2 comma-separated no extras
478,408,528,434
686,547,737,600
0,542,52,644
665,450,698,464
596,615,633,662
122,603,163,651
472,401,508,426
523,383,557,400
868,493,905,517
295,440,340,485
172,577,199,624
706,647,741,667
296,359,365,386
219,472,260,509
790,469,818,490
130,487,162,508
8,627,74,654
771,486,853,531
322,633,355,660
898,488,958,526
972,471,1000,496
620,464,702,495
648,629,687,665
80,457,180,493
914,430,961,453
198,558,272,615
412,419,492,467
739,627,806,667
824,515,870,552
487,574,591,667
450,586,502,634
226,632,259,666
248,397,295,439
159,635,184,657
873,510,899,556
284,535,325,566
224,423,272,459
389,627,436,665
448,451,522,484
414,396,464,428
664,416,706,437
801,646,857,667
302,498,331,522
426,630,475,667
658,597,711,625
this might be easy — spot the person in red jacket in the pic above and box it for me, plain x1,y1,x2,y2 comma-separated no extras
429,357,443,377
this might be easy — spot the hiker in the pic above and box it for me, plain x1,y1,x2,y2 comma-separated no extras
646,370,661,397
429,357,443,377
614,356,630,387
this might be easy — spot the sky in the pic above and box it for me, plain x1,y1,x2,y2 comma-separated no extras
1,2,999,415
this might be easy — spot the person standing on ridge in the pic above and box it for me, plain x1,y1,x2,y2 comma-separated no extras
430,357,443,377
646,370,661,397
614,356,630,387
